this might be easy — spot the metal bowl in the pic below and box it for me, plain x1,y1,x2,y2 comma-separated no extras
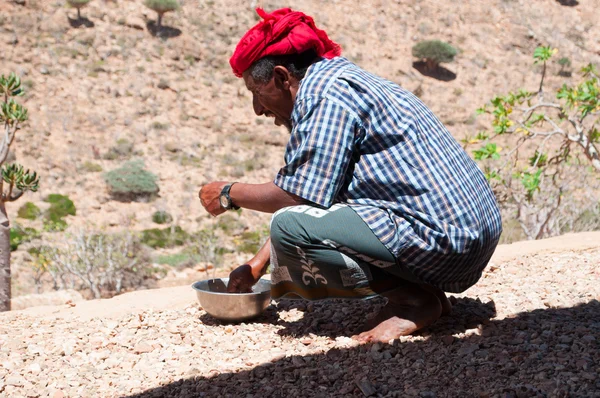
191,278,272,322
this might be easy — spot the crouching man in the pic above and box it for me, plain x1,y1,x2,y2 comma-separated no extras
199,8,502,343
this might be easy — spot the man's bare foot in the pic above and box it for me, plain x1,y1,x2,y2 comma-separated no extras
353,283,442,344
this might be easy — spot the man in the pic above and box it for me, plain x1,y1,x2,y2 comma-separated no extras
199,8,502,343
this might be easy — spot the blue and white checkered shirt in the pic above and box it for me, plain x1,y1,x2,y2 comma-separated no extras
274,57,502,293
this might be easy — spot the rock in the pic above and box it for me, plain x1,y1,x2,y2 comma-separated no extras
356,379,377,396
133,342,154,354
6,376,24,387
457,343,479,355
52,390,65,398
27,363,41,373
442,335,454,345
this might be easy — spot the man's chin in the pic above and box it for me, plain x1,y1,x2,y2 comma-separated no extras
274,118,293,132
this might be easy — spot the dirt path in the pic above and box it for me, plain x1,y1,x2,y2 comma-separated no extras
1,232,599,397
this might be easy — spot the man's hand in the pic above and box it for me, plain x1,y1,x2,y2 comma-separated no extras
227,264,257,293
199,181,228,216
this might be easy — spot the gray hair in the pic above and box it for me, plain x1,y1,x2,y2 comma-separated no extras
248,50,319,83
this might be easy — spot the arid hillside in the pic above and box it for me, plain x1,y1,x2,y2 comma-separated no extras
0,0,599,298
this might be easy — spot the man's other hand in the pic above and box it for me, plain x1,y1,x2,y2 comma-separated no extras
199,181,228,217
227,264,256,293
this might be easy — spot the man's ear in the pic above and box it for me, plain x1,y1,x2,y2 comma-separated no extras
273,66,292,91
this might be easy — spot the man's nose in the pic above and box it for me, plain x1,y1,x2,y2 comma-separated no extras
252,94,264,116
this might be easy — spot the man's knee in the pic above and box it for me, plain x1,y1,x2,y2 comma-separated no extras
270,207,300,245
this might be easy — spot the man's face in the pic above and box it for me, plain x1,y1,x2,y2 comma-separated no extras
242,66,298,132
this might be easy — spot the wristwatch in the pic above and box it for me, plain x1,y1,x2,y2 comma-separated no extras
219,183,239,210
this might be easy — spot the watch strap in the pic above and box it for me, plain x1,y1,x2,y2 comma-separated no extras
221,183,240,210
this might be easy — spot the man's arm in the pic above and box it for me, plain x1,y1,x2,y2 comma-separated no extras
230,182,304,213
227,237,271,293
199,181,305,216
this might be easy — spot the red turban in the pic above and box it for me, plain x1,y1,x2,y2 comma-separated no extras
229,8,342,78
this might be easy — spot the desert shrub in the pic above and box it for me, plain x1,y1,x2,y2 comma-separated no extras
67,0,92,20
144,0,179,28
234,227,269,254
45,194,76,218
9,225,40,251
103,138,134,160
215,213,245,235
17,201,40,220
155,252,196,268
41,194,75,232
152,210,173,224
141,226,188,248
466,46,600,240
104,160,159,202
412,40,457,70
38,230,154,299
80,161,102,173
186,229,228,271
151,121,169,130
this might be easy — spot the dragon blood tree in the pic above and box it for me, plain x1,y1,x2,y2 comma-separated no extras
0,72,40,311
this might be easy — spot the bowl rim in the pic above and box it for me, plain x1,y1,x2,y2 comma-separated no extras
191,277,271,297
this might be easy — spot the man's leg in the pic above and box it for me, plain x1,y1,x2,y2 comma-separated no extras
268,204,449,343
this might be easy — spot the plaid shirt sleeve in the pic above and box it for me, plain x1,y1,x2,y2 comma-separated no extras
274,97,358,208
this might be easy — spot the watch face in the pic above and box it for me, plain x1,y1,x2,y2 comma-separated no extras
219,195,229,208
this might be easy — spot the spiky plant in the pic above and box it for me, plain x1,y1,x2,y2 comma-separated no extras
0,72,40,311
66,0,92,20
144,0,179,28
412,40,458,71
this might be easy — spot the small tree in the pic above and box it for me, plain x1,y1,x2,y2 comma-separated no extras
558,57,572,77
0,72,40,311
466,46,600,240
66,0,92,21
412,40,458,71
144,0,179,29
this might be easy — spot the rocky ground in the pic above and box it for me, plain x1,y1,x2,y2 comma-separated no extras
0,233,599,397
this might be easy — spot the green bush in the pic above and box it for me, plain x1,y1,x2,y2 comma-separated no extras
103,139,134,160
235,230,264,254
81,161,102,173
154,251,196,269
43,219,68,232
152,210,173,224
41,194,75,232
215,213,245,235
412,40,457,69
104,160,159,202
141,226,188,248
45,194,76,220
10,225,40,251
17,202,41,220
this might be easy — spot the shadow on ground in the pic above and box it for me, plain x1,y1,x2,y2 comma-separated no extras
146,21,182,39
412,61,457,82
129,300,599,397
556,0,579,6
199,296,497,339
67,17,95,28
